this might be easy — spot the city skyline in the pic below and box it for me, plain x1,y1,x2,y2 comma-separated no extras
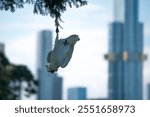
0,0,150,99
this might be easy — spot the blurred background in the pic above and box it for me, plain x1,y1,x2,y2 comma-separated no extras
0,0,150,100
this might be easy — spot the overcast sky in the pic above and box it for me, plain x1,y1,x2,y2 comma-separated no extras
0,0,150,99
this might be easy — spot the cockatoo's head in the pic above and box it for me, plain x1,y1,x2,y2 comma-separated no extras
66,34,80,45
46,63,58,73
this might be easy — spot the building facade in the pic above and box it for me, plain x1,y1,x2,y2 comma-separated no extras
67,87,87,100
37,30,62,100
148,84,150,100
105,0,147,99
44,74,63,100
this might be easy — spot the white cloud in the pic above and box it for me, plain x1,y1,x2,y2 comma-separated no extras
0,16,55,31
0,22,52,30
74,3,108,12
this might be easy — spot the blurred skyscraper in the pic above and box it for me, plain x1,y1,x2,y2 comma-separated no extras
105,0,147,99
67,87,87,100
0,43,4,53
147,84,150,100
37,30,62,100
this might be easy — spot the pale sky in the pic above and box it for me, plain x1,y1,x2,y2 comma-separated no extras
0,0,150,99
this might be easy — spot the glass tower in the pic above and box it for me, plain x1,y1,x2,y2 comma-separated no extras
105,0,147,99
147,84,150,100
148,84,150,100
67,87,87,100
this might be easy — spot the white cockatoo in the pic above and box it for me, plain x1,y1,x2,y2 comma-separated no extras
46,34,80,73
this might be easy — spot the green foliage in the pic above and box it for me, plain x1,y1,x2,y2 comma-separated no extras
0,0,24,12
0,0,87,35
0,52,37,99
33,0,87,34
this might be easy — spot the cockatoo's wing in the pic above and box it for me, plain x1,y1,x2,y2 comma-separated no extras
53,40,70,66
61,46,74,68
46,50,58,73
47,51,52,63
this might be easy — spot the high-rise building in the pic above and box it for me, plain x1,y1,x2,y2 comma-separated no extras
0,43,4,53
105,0,147,99
67,87,87,100
147,84,150,100
37,30,62,100
43,74,63,100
